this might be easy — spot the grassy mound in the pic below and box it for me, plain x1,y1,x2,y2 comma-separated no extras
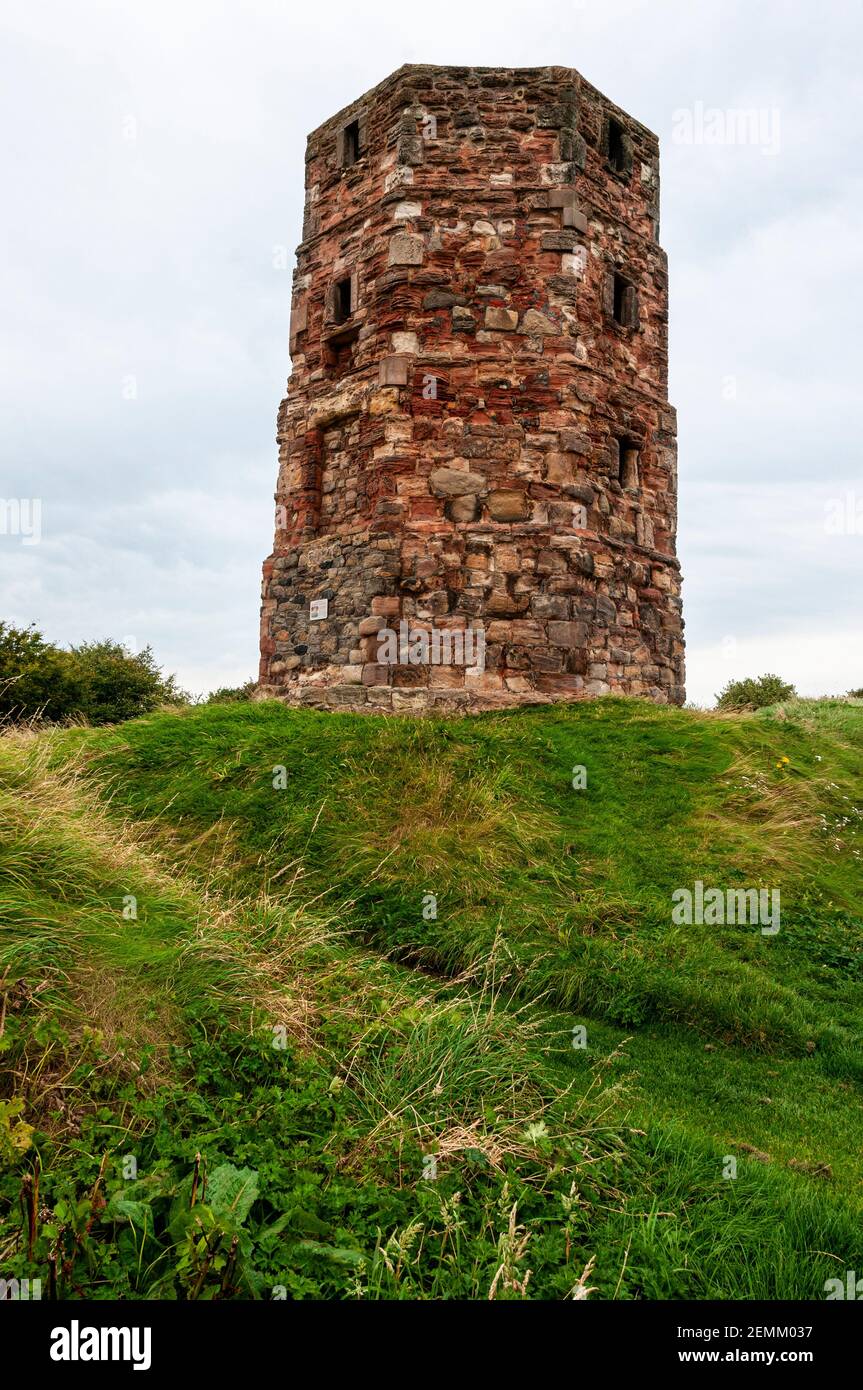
1,696,861,1299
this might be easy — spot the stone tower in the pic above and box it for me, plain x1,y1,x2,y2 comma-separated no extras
258,64,685,711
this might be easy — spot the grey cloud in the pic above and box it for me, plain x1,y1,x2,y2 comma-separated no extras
1,0,860,705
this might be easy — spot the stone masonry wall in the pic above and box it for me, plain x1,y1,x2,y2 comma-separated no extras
258,64,685,712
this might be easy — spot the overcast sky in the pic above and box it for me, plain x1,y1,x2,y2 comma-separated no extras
1,0,860,706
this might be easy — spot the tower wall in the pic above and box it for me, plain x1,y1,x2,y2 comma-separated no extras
259,64,685,711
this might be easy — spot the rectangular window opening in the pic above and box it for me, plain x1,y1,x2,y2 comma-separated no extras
334,276,353,324
612,272,628,324
612,272,638,328
618,438,640,490
343,119,360,167
606,117,626,173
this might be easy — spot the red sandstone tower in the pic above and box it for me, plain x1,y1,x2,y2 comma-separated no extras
258,64,685,711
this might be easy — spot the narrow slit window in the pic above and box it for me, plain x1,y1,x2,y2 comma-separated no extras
612,272,637,328
606,117,626,173
618,438,640,490
612,272,627,323
343,119,360,167
334,277,353,323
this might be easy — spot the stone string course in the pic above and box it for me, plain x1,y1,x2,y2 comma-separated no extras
258,64,685,713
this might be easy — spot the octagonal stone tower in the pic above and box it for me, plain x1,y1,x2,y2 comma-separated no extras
258,64,685,711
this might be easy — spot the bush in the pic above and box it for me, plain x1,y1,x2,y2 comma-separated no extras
0,623,186,725
206,681,257,705
69,640,186,724
848,688,863,700
0,624,83,722
715,673,797,711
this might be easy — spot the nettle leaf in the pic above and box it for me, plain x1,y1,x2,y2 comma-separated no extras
256,1211,293,1248
108,1173,174,1212
289,1207,330,1237
107,1196,152,1233
296,1239,364,1266
206,1164,260,1228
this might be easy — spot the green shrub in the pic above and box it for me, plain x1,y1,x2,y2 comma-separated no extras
0,624,83,722
711,675,794,711
715,673,797,711
0,623,185,725
206,681,257,704
848,688,863,700
69,640,186,724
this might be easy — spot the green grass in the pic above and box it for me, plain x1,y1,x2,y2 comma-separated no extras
1,695,861,1299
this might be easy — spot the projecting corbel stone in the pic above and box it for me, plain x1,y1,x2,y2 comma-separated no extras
379,355,412,386
561,206,588,232
547,187,589,233
547,187,578,208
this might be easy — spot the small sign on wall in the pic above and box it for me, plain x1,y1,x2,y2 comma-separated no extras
309,599,329,621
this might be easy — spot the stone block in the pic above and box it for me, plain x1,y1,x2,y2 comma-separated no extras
548,621,590,648
545,453,576,485
388,232,424,266
487,489,529,521
371,596,400,616
520,309,558,335
541,231,580,251
446,495,480,523
379,355,411,386
361,663,391,686
484,306,518,331
561,207,588,232
429,467,485,497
